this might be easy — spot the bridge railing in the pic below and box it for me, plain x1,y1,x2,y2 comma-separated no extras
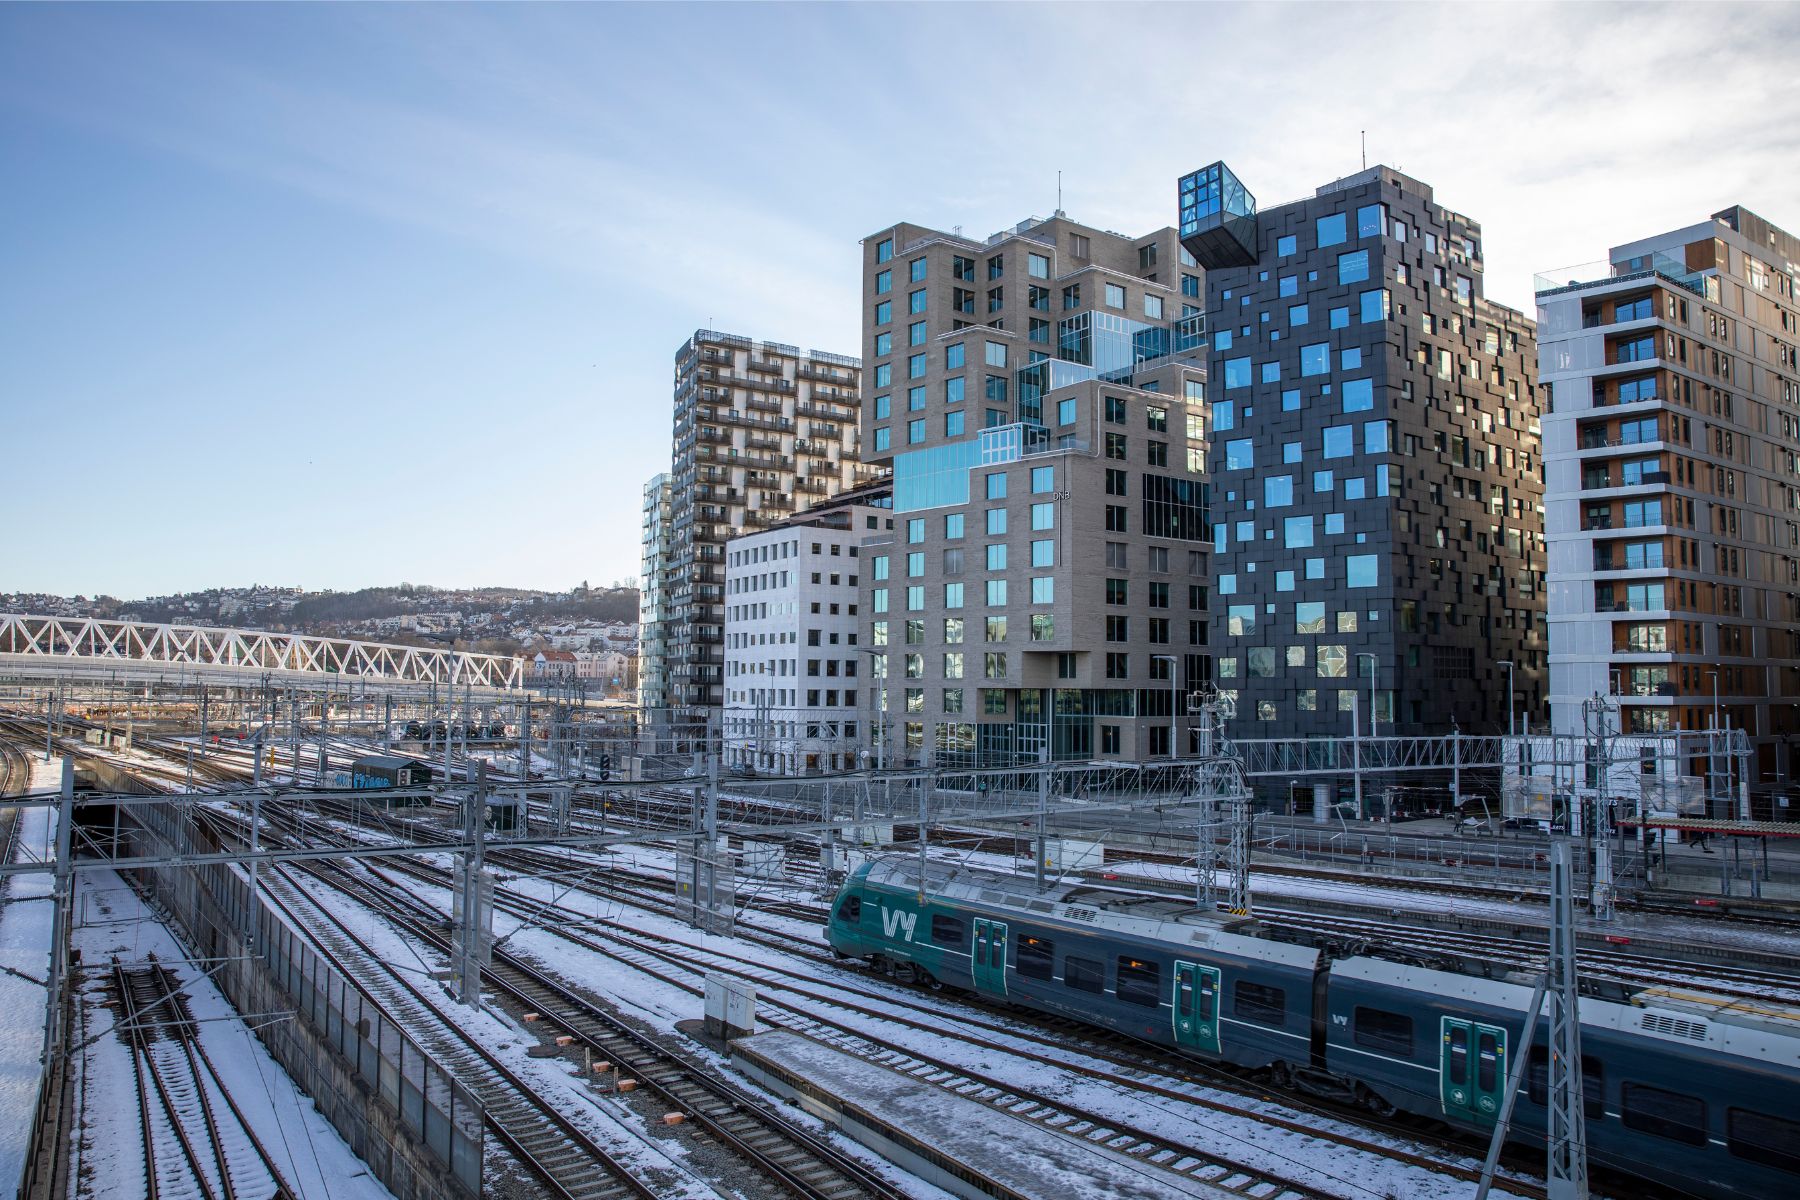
0,614,523,690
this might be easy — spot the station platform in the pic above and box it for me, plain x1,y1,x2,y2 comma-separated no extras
730,1029,1242,1200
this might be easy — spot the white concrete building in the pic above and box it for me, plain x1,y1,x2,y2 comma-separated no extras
724,485,892,775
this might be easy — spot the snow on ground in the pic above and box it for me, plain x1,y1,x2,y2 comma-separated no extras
0,777,58,1192
357,847,1540,1200
285,866,731,1200
67,871,393,1200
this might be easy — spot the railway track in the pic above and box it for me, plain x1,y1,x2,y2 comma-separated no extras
244,831,908,1200
253,863,673,1200
268,812,1546,1200
110,955,295,1200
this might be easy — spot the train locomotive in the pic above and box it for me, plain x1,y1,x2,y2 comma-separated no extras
826,858,1800,1200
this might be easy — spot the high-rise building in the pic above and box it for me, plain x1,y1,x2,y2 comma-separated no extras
648,330,868,736
859,214,1212,767
637,473,675,728
1536,205,1800,799
722,480,893,775
1180,163,1545,739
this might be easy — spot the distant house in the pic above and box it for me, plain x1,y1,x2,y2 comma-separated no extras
528,648,579,678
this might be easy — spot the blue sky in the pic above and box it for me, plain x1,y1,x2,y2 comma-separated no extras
3,2,1796,599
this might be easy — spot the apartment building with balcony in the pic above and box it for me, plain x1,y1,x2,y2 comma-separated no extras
1181,163,1545,739
859,214,1211,766
1537,205,1800,795
638,473,675,725
647,330,871,735
722,481,893,775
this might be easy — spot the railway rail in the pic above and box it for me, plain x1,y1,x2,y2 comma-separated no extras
232,813,910,1200
110,955,295,1200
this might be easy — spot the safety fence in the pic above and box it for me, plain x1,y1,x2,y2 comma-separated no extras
123,798,482,1198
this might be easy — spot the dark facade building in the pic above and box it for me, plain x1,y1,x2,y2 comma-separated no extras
1180,164,1545,738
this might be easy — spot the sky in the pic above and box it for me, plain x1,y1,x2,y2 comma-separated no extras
2,2,1796,600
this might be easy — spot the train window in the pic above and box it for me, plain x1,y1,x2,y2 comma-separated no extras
930,915,965,946
1727,1108,1800,1174
836,895,861,923
1064,955,1105,993
1116,958,1161,1008
1526,1049,1605,1118
1477,1032,1498,1092
1016,937,1055,981
1621,1082,1707,1146
1233,981,1286,1025
1352,1007,1413,1057
1447,1026,1467,1085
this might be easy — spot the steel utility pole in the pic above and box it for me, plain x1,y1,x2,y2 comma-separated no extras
1034,743,1050,888
1547,837,1589,1199
456,762,491,1008
1351,690,1364,821
1584,694,1616,922
42,760,75,1070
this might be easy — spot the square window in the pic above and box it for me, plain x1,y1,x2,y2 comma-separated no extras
1277,234,1297,256
1317,212,1348,247
1338,249,1370,284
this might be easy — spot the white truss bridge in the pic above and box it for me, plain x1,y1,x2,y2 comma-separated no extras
0,613,524,692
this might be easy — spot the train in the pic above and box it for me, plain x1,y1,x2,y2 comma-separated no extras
826,858,1800,1200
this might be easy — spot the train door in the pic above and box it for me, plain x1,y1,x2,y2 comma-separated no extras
1172,961,1221,1054
1440,1016,1507,1123
971,918,1008,997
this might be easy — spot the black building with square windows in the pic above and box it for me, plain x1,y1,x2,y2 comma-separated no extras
1180,164,1546,739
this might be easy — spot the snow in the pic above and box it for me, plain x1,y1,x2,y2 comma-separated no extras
0,776,58,1193
341,845,1543,1200
66,870,393,1200
283,866,728,1200
739,1028,1235,1199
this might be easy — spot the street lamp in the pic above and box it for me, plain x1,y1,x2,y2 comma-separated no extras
1356,653,1379,738
1153,655,1179,759
1496,660,1516,739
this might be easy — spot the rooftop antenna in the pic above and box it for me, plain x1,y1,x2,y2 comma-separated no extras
1361,131,1367,171
1057,169,1063,217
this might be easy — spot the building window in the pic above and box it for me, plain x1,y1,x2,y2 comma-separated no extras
985,579,1007,606
1105,468,1128,496
1338,250,1370,284
1144,294,1163,319
908,419,925,444
875,268,891,294
1105,283,1125,309
946,342,966,369
876,238,894,263
1316,212,1347,248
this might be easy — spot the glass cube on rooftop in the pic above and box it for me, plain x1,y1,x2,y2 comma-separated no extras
1179,161,1259,269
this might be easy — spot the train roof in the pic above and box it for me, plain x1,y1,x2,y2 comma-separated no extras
860,858,1319,970
349,754,429,771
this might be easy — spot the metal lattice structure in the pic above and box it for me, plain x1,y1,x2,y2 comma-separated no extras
1232,731,1506,776
0,613,523,691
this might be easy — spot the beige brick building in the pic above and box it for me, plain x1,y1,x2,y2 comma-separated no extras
858,215,1212,765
